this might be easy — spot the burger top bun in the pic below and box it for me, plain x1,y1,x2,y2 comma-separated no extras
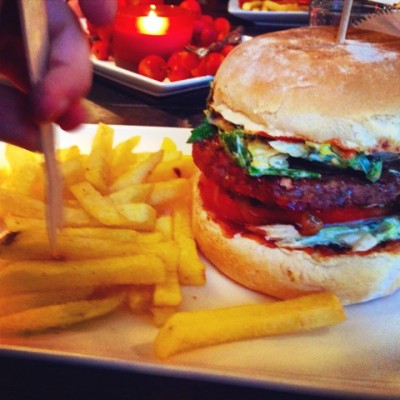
210,26,400,153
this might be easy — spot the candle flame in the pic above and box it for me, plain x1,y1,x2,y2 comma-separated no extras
137,7,170,35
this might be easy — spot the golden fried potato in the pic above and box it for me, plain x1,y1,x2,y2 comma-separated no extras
0,123,202,335
0,292,125,336
84,123,114,192
0,287,94,317
0,255,166,295
154,292,346,359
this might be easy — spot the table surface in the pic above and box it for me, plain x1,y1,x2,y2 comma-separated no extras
1,3,371,400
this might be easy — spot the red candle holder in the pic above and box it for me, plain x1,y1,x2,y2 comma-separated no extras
113,5,195,71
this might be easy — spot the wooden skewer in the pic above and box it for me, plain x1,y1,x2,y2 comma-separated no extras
336,0,354,43
18,0,63,257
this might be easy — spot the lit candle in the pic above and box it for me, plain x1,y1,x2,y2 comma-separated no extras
113,5,195,72
137,6,169,35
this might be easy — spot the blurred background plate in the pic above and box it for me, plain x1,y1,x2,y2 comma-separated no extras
228,0,309,27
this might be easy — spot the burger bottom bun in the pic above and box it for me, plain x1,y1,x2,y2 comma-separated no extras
192,174,400,305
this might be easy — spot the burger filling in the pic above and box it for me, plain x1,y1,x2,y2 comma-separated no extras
189,117,400,252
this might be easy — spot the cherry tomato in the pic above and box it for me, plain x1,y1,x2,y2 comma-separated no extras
179,0,202,18
220,44,235,57
138,55,167,81
214,17,231,36
297,0,311,5
168,64,191,82
125,0,163,4
91,41,111,60
199,26,218,47
200,14,214,27
192,19,206,45
203,52,225,75
167,50,200,71
191,57,208,77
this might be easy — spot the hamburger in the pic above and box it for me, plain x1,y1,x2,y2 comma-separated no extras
189,26,400,305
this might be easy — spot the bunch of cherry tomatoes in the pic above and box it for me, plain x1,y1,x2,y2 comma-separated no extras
88,0,239,82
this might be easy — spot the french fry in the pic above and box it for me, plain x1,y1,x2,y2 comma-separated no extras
242,0,303,11
59,227,164,243
84,123,114,192
60,156,86,189
0,188,45,218
158,137,182,163
108,183,153,205
110,136,141,179
0,292,125,336
70,182,126,226
0,287,94,317
176,236,206,286
3,145,43,199
110,150,163,192
151,306,178,327
3,214,46,231
173,198,193,238
115,203,157,231
0,189,95,226
0,255,166,295
148,179,190,206
153,247,182,307
0,123,203,336
0,231,177,260
154,292,346,359
153,272,182,307
108,179,190,208
57,145,81,162
2,210,100,232
62,206,103,227
2,221,164,243
156,215,173,240
127,285,154,314
147,156,196,182
160,137,178,153
173,200,206,286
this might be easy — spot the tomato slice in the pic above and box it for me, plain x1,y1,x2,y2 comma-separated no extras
199,175,392,229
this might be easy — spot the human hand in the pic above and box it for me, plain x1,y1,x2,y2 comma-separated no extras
0,0,118,151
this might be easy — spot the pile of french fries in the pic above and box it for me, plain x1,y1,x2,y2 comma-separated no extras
0,123,205,335
0,123,346,359
241,0,306,11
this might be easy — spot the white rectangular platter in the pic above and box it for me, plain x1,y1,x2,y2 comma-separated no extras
92,59,213,97
0,124,399,399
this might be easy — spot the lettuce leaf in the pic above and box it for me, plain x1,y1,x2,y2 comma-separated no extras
276,216,400,252
188,120,384,182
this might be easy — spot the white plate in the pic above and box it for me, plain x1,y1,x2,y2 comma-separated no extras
1,124,400,399
228,0,309,27
92,58,213,97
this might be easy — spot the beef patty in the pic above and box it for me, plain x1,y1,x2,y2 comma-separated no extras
192,134,400,211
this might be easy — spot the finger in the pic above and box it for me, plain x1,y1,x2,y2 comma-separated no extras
0,84,42,151
56,100,87,131
32,0,92,124
78,0,118,26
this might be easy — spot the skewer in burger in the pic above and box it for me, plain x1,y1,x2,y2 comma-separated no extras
189,26,400,305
